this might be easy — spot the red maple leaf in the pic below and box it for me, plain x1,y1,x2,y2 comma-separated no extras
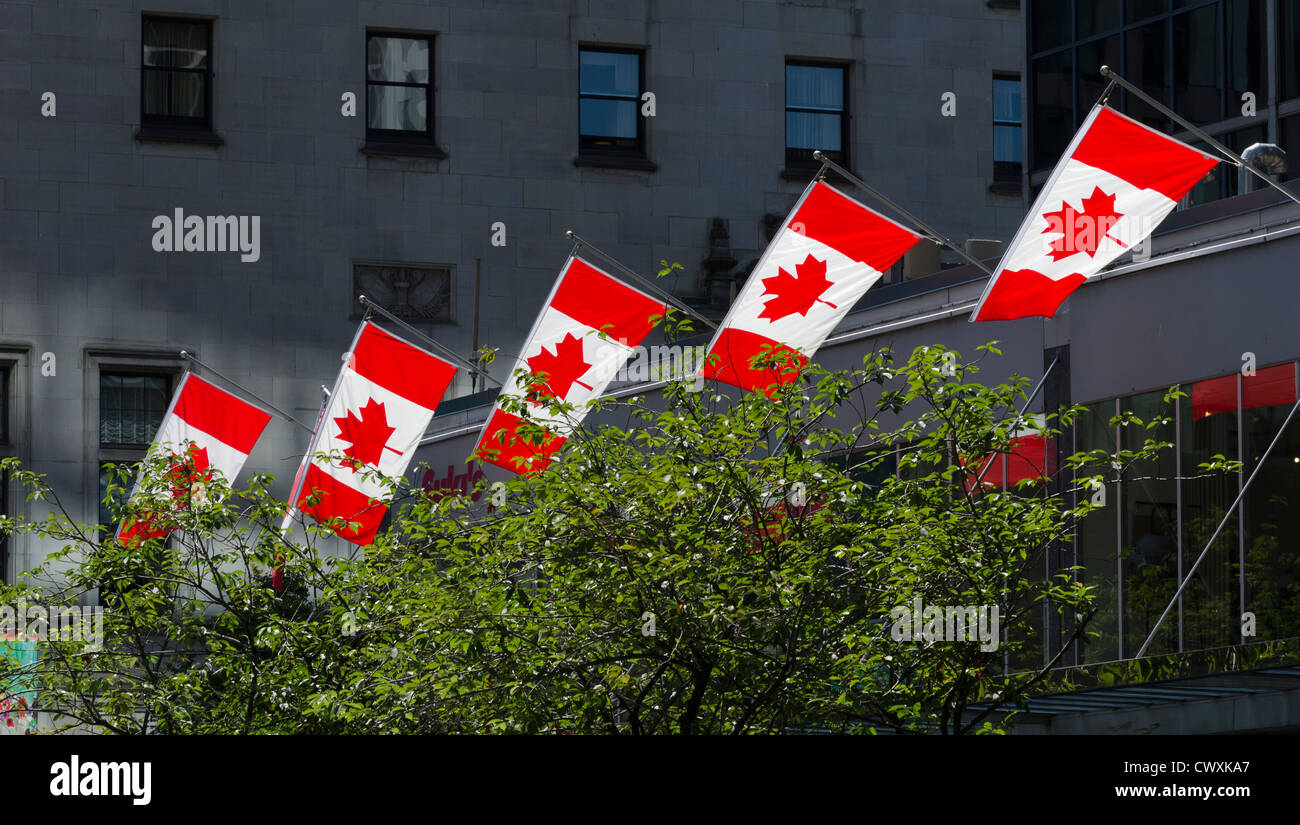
334,398,401,468
166,444,212,502
758,254,838,322
1041,185,1126,262
526,332,594,403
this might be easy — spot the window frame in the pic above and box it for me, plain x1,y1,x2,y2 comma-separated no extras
784,58,851,171
0,359,14,586
365,30,437,146
84,354,183,544
577,45,648,161
992,72,1024,190
139,15,214,131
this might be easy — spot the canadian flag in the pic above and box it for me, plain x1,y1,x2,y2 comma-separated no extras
290,322,457,545
118,374,271,546
701,181,919,393
971,105,1220,322
474,256,665,474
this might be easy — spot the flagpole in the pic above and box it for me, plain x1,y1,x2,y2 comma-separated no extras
1134,395,1300,658
179,351,314,434
1100,66,1300,208
357,294,501,385
563,231,719,331
812,151,995,275
280,323,366,533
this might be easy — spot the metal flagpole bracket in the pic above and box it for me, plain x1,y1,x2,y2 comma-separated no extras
1100,65,1300,208
564,231,720,331
179,350,315,434
357,294,501,385
813,150,995,275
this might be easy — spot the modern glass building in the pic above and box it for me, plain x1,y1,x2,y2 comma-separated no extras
1029,0,1300,203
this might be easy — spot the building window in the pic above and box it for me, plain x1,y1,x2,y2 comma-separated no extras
98,372,172,532
993,74,1023,190
1071,361,1300,662
366,32,434,142
785,61,848,169
578,47,645,158
0,366,8,585
141,16,212,130
353,261,454,323
1028,0,1272,206
1282,0,1300,101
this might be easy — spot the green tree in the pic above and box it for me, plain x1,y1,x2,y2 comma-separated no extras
0,330,1180,734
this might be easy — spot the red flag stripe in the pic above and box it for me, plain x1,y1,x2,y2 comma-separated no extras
476,408,566,474
295,462,388,545
703,327,809,394
549,258,666,346
1072,107,1219,202
789,182,920,272
172,375,271,455
349,323,458,411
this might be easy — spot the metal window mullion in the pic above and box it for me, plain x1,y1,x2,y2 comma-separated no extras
1116,397,1124,659
1176,391,1184,652
1070,412,1080,667
1267,0,1280,142
787,105,844,115
1237,369,1246,643
370,80,431,89
580,92,639,102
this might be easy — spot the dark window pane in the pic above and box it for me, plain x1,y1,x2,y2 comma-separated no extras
143,19,207,69
580,50,639,98
141,68,170,116
1077,401,1119,664
1031,0,1072,52
1224,124,1267,196
1127,0,1169,22
170,72,205,119
580,98,637,139
786,64,844,111
1076,34,1121,127
1182,140,1225,205
1284,0,1300,100
1076,0,1121,38
1181,375,1241,653
1173,5,1221,125
366,36,429,83
993,77,1021,122
1032,50,1073,172
99,463,131,528
1124,19,1171,130
367,85,427,132
1281,113,1300,181
100,374,169,447
1224,0,1265,105
0,367,8,445
1241,365,1300,643
1121,391,1179,658
786,111,842,151
994,124,1022,163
